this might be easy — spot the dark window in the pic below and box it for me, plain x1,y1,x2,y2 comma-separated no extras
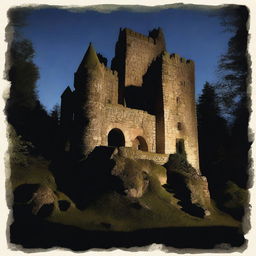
177,122,182,130
176,139,186,158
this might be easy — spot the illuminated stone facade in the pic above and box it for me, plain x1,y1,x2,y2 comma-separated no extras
60,28,200,171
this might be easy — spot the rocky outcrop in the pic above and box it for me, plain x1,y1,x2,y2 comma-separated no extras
187,174,211,216
13,183,72,217
111,153,167,199
165,154,212,216
31,185,57,215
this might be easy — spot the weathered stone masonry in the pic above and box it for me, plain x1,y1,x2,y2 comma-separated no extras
60,27,200,172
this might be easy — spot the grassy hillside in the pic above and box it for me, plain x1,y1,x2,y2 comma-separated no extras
9,153,240,234
8,151,246,250
48,154,239,232
48,175,239,232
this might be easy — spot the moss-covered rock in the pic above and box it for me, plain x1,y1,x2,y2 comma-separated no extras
221,181,249,220
30,185,56,215
165,154,211,216
111,154,167,198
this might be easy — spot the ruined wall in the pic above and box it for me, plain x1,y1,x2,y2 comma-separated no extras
124,28,165,87
112,28,165,92
161,52,200,171
101,104,156,152
102,66,118,105
117,147,169,165
68,29,199,169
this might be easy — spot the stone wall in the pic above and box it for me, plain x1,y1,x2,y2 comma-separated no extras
117,147,169,165
161,52,200,172
124,28,165,87
67,28,200,171
101,104,156,152
73,65,105,155
102,66,118,105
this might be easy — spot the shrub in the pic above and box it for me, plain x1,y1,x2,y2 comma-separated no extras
222,180,249,220
8,125,34,166
165,153,196,175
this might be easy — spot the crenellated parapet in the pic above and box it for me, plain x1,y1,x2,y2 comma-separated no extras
162,52,194,67
121,28,155,44
114,28,165,88
101,64,118,78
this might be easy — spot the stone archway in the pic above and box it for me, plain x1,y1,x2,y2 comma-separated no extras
133,136,148,151
108,128,125,147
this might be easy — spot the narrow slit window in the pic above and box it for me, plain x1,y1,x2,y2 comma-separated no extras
177,122,182,130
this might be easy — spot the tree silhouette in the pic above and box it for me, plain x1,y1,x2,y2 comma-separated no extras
217,5,249,118
50,104,60,125
216,5,250,188
197,82,230,199
6,39,60,159
7,39,39,129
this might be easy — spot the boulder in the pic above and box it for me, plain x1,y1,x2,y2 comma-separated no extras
111,154,167,199
165,154,212,217
31,185,56,215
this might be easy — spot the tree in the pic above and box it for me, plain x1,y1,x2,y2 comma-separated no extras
8,124,34,167
217,5,249,118
197,82,230,198
6,39,60,159
216,5,250,188
6,39,39,133
49,103,62,154
50,104,60,125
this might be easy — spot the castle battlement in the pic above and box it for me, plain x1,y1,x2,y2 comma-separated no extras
101,63,118,77
162,52,194,68
121,27,166,46
61,27,200,172
122,28,156,44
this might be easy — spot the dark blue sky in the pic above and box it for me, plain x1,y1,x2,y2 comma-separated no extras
19,6,233,111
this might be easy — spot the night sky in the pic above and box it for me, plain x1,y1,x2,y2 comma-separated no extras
18,5,233,111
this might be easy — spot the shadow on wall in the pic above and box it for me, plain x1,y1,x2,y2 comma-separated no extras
124,86,147,110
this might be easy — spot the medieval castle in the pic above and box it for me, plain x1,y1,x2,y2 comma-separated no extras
60,28,200,172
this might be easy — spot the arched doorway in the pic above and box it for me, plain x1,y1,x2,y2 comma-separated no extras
108,128,125,147
133,136,148,151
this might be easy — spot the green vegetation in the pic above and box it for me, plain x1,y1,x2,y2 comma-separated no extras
10,156,55,191
47,156,239,232
9,135,240,231
48,181,238,232
218,181,249,220
165,153,196,176
223,181,248,209
8,127,240,233
196,7,250,220
7,124,55,190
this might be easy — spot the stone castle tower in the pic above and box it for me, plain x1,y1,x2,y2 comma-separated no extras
60,28,200,171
